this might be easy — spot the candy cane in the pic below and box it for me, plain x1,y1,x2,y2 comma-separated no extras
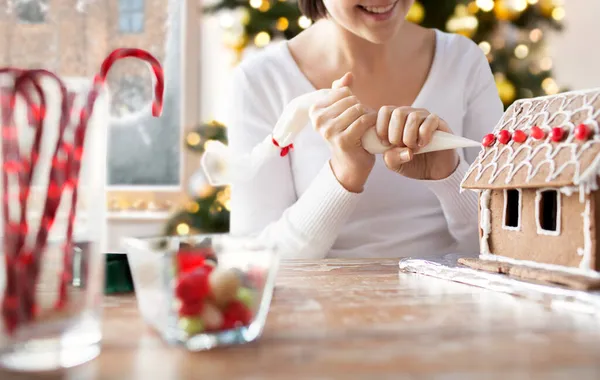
0,68,68,331
200,91,482,186
55,48,164,310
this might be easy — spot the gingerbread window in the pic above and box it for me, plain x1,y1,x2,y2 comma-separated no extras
503,189,522,230
536,189,561,236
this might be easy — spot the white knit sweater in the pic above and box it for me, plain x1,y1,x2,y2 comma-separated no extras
220,29,505,260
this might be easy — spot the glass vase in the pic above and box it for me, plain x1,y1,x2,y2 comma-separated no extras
0,74,108,372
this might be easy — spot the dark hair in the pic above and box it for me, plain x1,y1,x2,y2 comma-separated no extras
297,0,327,20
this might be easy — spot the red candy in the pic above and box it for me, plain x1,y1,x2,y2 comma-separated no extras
531,126,545,140
575,124,590,141
512,130,527,143
221,301,253,330
551,127,564,142
498,130,511,144
482,134,495,147
179,301,205,317
176,252,206,274
175,267,211,304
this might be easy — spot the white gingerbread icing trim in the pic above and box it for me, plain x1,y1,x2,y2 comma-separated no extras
479,253,600,278
479,190,492,254
535,188,561,236
502,188,522,231
577,198,593,271
462,88,600,188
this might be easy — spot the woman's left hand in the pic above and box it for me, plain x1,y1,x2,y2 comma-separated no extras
376,106,459,180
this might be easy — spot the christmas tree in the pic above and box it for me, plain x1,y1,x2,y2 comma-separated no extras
164,0,565,236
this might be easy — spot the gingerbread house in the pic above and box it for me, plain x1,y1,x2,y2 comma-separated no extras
460,88,600,289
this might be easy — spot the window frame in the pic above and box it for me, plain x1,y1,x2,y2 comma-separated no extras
502,188,522,231
107,0,200,221
118,0,145,34
535,188,561,236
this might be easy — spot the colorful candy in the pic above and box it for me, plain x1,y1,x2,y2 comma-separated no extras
497,130,511,144
482,133,495,147
575,124,590,141
173,247,259,336
531,126,545,140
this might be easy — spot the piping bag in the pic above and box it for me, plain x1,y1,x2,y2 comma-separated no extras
201,90,481,187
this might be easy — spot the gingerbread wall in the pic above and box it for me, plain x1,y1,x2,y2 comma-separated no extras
486,188,593,269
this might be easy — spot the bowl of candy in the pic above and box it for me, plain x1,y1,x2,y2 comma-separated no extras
122,234,279,351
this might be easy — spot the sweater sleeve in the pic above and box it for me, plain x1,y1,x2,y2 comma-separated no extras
223,66,361,259
422,43,504,255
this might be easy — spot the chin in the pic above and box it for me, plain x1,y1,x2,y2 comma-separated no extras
326,0,413,43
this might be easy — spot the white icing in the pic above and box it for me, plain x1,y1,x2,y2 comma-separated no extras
479,190,492,254
463,88,600,188
577,198,593,271
534,188,561,236
479,253,600,278
501,188,522,231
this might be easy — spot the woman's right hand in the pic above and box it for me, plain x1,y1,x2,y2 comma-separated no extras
308,72,377,193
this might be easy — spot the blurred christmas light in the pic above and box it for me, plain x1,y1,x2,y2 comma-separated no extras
479,41,492,55
542,78,559,94
254,31,271,47
467,1,479,14
186,132,201,146
527,0,538,3
249,0,262,9
259,0,271,12
186,202,200,213
219,13,235,28
507,0,528,12
529,28,543,42
552,7,565,21
406,1,425,23
176,223,190,235
540,57,553,71
298,16,312,29
276,17,289,31
476,0,494,12
514,44,529,59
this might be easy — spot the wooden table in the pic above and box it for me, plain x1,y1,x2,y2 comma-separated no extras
3,259,600,379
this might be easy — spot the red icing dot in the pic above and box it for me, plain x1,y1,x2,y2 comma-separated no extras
482,134,495,147
498,130,511,144
575,124,590,141
551,127,564,142
512,130,527,143
531,126,545,140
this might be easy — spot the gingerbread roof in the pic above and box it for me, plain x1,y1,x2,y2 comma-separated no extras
461,88,600,190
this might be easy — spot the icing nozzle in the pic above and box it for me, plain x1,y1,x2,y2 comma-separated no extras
201,140,232,187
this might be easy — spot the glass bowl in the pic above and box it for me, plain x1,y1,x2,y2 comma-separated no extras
122,234,279,351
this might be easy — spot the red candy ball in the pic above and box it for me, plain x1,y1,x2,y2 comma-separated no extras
575,124,590,141
482,134,496,147
221,300,253,330
531,126,545,140
179,301,205,317
175,267,211,304
512,130,527,143
550,127,564,142
176,251,206,274
498,130,511,144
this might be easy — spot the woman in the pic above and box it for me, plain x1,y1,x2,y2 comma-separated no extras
222,0,504,259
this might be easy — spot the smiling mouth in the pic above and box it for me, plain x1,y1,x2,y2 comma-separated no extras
358,1,397,14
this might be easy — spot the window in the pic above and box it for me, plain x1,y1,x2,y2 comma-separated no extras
1,0,199,218
119,0,145,33
15,0,48,24
536,189,561,235
503,189,521,230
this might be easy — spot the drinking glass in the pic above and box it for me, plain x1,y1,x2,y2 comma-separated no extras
0,74,108,372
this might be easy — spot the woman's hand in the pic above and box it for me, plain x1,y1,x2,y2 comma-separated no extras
309,73,377,193
376,106,459,180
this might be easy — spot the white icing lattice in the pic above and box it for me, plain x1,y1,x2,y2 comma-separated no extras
462,88,600,190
